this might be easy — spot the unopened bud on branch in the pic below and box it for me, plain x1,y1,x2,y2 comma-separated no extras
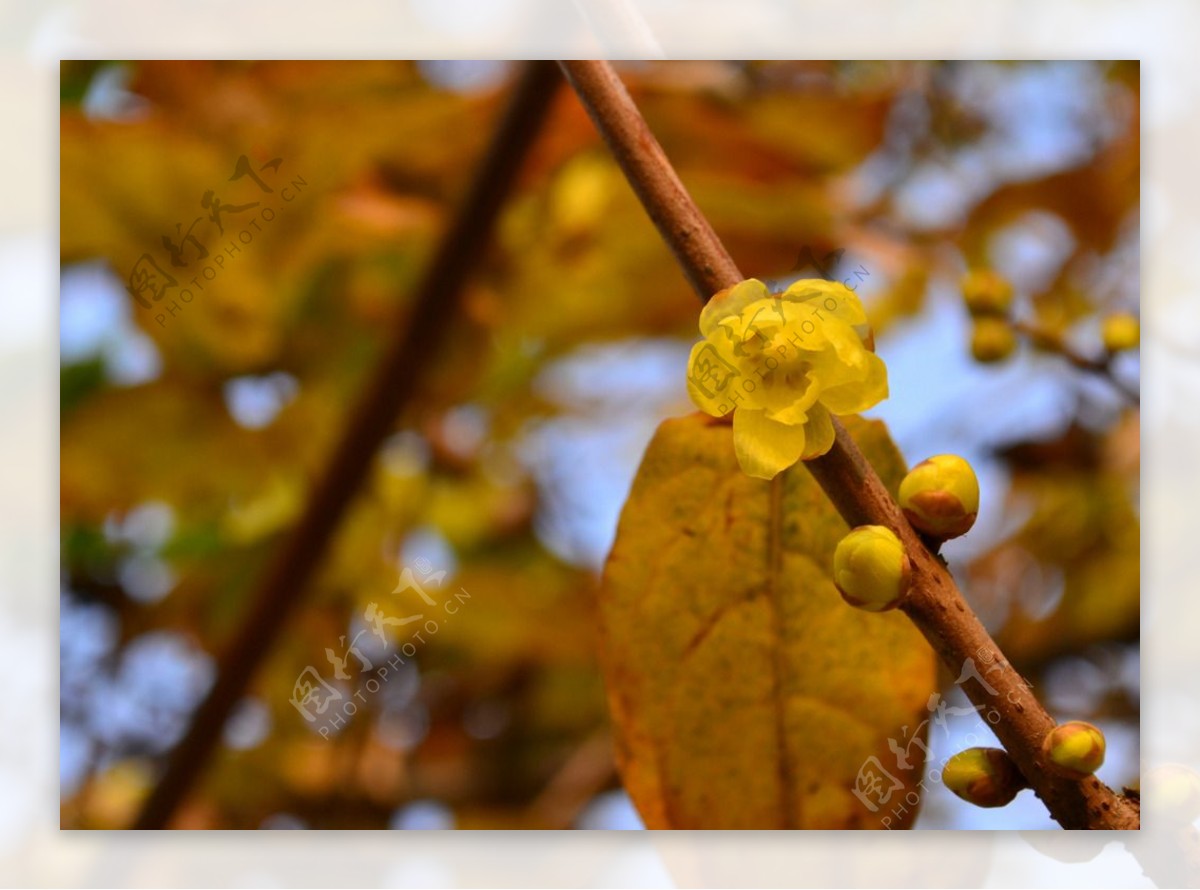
833,525,911,612
944,747,1028,808
899,454,980,541
1042,721,1106,779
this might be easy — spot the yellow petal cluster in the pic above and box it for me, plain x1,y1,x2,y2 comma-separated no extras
686,278,887,479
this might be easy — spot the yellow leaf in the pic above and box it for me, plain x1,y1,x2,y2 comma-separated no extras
601,412,936,828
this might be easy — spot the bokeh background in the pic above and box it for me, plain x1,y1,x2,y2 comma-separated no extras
58,59,1139,831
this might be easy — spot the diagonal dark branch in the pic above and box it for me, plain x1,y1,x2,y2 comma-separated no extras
558,58,1138,830
132,61,562,829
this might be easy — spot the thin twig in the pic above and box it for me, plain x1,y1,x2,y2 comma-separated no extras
558,58,1139,830
1011,319,1140,407
131,62,563,829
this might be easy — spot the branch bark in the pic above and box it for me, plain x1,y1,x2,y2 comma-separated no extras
132,61,562,829
558,58,1139,830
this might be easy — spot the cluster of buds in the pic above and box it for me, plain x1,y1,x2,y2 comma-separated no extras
961,268,1141,366
829,447,1112,814
945,720,1109,811
961,270,1016,364
833,453,978,612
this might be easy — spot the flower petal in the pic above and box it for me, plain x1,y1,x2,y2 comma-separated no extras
802,318,877,391
782,279,867,327
686,340,740,416
799,405,835,459
819,352,888,415
700,278,772,337
732,408,807,479
763,377,821,425
775,300,833,354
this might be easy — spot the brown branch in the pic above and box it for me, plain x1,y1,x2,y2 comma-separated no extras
131,61,563,829
559,59,1139,830
1011,319,1140,407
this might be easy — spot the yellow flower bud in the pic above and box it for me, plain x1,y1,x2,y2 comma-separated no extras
1101,313,1140,353
899,454,980,540
1042,721,1106,779
943,747,1027,808
961,270,1014,317
970,317,1016,363
833,525,911,612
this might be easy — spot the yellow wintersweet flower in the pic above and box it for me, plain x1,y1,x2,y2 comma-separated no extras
686,278,888,479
